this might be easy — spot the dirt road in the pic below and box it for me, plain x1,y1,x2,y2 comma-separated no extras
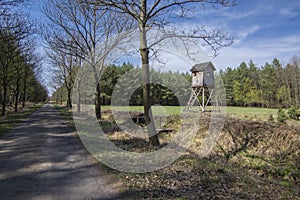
0,104,123,200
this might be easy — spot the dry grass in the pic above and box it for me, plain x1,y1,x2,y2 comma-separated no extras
212,118,300,187
59,107,300,199
104,115,300,199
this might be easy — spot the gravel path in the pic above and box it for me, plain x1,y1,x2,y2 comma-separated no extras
0,104,123,200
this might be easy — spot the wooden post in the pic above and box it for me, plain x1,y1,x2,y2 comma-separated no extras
202,87,205,111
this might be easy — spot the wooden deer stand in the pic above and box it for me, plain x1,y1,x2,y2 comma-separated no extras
184,62,215,113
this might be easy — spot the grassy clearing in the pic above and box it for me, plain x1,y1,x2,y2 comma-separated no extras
102,105,183,116
104,105,300,124
103,105,280,121
225,106,278,121
0,103,44,137
66,104,298,123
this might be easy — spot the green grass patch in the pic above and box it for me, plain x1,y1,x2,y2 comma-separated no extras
103,105,282,121
0,104,44,137
225,106,279,121
102,105,184,116
63,104,300,124
280,181,293,187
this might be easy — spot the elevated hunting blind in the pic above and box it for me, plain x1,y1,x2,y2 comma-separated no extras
190,62,215,88
184,61,216,112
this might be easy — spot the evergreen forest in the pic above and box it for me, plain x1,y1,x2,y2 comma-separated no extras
52,56,300,109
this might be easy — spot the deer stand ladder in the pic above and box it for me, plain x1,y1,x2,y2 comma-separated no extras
183,87,214,113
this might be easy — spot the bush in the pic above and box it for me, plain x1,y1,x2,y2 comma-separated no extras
268,114,274,122
277,108,288,123
287,107,300,121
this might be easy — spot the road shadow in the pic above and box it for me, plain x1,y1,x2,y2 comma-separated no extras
0,104,125,200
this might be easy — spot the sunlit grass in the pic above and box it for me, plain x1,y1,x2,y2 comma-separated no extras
224,106,279,121
76,104,300,123
102,105,281,121
102,105,184,116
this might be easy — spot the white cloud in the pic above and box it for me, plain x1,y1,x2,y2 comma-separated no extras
220,10,259,20
234,25,261,45
279,8,298,18
213,33,300,69
214,47,278,69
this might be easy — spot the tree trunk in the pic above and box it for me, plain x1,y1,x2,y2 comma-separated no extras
77,79,81,112
14,91,19,112
22,73,27,108
67,88,72,109
285,73,292,107
95,82,101,119
2,85,7,116
22,86,26,108
56,92,59,104
60,90,63,105
14,78,20,112
139,8,160,146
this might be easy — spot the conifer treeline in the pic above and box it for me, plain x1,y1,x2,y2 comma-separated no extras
52,63,191,106
53,56,300,109
220,57,300,108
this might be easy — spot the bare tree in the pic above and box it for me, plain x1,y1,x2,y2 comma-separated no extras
48,71,65,105
21,41,41,108
92,0,234,146
0,0,25,18
9,36,39,112
10,52,24,112
43,0,133,118
45,36,80,109
0,13,33,115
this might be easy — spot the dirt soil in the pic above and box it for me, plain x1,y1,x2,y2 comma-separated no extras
0,104,125,200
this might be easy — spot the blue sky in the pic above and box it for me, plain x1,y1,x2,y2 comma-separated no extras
206,0,300,69
27,0,300,71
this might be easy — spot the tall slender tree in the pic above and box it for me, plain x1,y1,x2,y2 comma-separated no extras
43,0,133,118
0,9,35,114
94,0,234,145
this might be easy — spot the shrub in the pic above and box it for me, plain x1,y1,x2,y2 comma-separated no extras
287,107,300,121
277,108,288,123
268,114,274,122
